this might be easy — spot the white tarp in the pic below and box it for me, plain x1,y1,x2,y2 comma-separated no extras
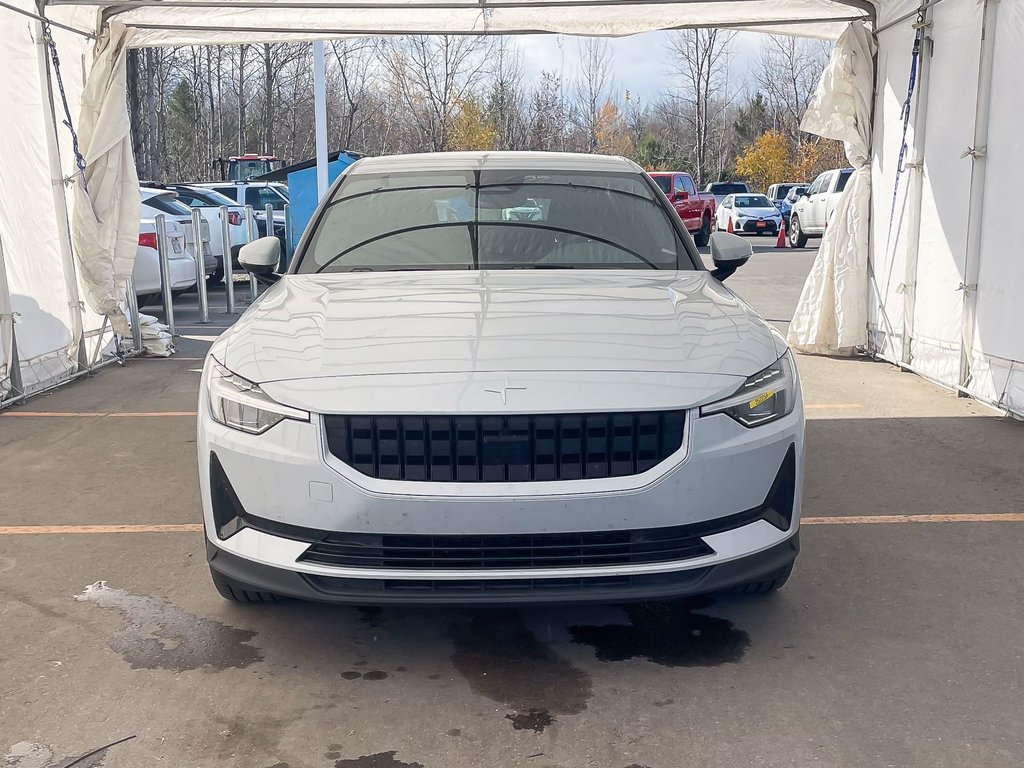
787,21,875,355
72,20,139,337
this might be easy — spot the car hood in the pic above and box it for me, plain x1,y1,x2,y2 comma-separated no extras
216,271,783,411
736,207,781,218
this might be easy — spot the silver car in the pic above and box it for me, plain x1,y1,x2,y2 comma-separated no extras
198,152,804,605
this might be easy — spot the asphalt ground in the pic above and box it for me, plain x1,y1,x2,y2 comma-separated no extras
1,236,1022,768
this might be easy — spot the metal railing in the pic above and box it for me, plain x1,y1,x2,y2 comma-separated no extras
191,208,210,324
219,205,237,314
154,213,175,336
244,204,259,300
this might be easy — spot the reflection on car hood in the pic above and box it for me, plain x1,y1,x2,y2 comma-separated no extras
219,271,781,388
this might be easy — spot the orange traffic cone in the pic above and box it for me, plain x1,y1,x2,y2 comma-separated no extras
726,216,733,234
776,220,787,248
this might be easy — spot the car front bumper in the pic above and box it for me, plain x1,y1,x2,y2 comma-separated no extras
198,377,804,605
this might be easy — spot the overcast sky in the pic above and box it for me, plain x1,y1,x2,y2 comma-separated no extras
514,31,766,103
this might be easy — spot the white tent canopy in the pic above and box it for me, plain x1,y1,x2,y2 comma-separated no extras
2,0,1022,416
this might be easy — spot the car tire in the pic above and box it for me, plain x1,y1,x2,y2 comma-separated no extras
210,567,283,603
789,215,809,248
693,215,711,248
723,564,793,595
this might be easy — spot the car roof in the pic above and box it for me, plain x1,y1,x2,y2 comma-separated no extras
347,151,640,176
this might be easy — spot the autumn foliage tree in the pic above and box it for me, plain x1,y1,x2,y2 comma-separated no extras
734,130,791,192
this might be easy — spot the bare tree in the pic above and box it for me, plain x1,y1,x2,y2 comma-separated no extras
664,29,735,186
755,36,831,142
381,35,493,151
573,38,614,152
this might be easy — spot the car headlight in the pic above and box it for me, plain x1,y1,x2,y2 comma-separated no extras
701,353,797,427
207,360,309,434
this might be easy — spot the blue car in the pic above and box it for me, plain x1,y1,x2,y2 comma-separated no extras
777,185,809,226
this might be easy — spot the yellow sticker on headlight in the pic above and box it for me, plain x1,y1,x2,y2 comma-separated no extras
748,391,775,409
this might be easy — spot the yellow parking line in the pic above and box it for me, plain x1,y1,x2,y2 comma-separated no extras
0,524,204,535
1,514,1023,536
803,513,1024,525
0,411,197,418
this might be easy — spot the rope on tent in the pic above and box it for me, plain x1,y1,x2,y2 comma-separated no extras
42,22,89,194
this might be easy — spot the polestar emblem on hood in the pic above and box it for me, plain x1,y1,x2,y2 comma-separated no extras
484,376,527,404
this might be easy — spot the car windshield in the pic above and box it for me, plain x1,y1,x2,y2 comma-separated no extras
178,188,237,207
772,184,799,200
143,193,194,216
295,169,691,273
734,195,773,208
651,175,672,195
709,183,747,195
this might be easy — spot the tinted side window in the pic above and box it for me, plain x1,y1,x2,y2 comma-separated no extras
678,175,696,196
835,170,854,193
652,175,672,195
214,187,238,201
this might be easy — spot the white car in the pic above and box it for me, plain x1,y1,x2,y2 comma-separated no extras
167,184,248,283
788,167,854,248
198,152,804,605
716,193,784,236
140,187,216,280
134,217,196,307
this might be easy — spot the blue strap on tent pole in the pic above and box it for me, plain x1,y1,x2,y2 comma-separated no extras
882,10,926,254
42,21,89,194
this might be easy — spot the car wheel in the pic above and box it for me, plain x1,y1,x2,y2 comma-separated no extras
723,564,793,595
693,215,711,247
789,215,809,248
210,567,283,603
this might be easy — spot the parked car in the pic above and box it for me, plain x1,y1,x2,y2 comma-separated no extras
199,151,803,606
716,193,784,236
134,217,196,308
140,187,216,282
788,168,854,247
777,185,809,227
766,182,807,207
167,184,248,283
196,180,289,257
648,171,716,246
704,181,750,206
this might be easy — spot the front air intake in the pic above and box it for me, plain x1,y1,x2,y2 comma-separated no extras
323,411,686,483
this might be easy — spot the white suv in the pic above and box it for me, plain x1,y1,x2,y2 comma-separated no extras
788,167,854,247
198,152,804,605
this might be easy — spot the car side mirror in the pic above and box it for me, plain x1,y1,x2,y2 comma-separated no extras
708,231,752,281
239,236,281,281
674,190,689,201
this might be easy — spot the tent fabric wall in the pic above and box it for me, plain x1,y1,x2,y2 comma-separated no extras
106,0,871,45
866,0,1024,416
0,4,79,396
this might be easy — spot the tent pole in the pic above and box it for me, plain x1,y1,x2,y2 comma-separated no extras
313,39,328,199
34,6,88,373
958,0,998,393
899,6,933,367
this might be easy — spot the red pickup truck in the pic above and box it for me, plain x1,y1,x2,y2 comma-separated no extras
648,172,716,247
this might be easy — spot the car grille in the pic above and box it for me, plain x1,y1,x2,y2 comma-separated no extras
323,411,686,482
298,525,714,570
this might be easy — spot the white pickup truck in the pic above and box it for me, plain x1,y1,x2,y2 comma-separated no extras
788,167,854,248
